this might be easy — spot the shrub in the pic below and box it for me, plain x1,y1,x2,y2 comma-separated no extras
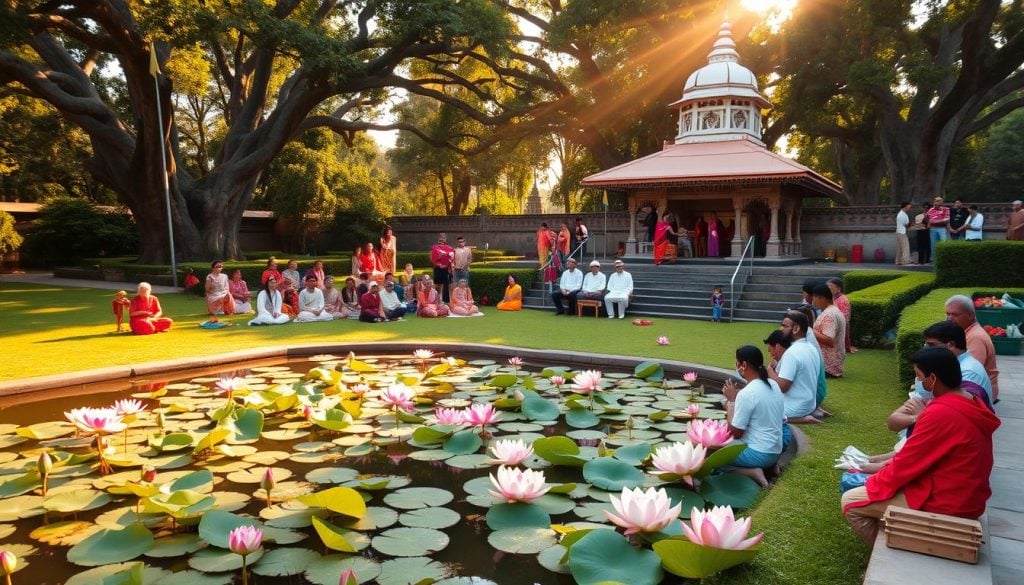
22,198,139,266
895,287,1024,384
847,272,936,344
0,210,23,273
842,270,903,293
465,268,537,306
934,240,1024,287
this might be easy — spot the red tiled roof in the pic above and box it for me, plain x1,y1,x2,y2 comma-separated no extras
581,137,842,197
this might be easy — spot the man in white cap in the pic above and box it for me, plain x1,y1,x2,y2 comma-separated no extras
551,257,583,315
1008,200,1024,241
577,260,607,311
604,260,634,319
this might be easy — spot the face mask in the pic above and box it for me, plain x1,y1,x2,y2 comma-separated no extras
914,379,934,401
736,369,744,378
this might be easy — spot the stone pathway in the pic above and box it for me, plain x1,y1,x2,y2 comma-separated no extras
0,271,177,294
991,352,1024,584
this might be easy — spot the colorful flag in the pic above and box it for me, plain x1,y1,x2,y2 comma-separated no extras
149,42,160,77
602,191,608,210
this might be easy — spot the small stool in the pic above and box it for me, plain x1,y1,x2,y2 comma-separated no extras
577,299,602,317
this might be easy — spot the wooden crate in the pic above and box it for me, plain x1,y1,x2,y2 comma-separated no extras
883,506,982,564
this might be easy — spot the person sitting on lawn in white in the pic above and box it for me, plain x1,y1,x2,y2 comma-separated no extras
295,274,334,322
604,259,634,319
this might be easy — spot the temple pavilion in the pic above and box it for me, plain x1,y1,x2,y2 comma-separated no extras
581,19,842,259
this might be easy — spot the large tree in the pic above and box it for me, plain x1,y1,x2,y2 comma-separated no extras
760,0,1024,203
0,0,556,262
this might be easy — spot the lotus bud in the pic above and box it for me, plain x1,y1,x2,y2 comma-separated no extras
513,389,525,402
686,404,701,419
550,375,565,387
141,465,157,483
0,550,16,576
303,405,313,420
260,468,276,492
156,411,166,433
339,567,358,585
37,451,53,477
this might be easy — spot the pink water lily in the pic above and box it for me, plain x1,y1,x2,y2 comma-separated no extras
340,567,358,585
683,505,763,550
488,439,534,466
228,525,263,585
65,407,126,434
433,407,465,426
550,375,566,387
1,550,17,578
684,371,699,383
686,404,701,419
687,419,733,449
379,383,416,413
216,376,244,397
572,370,603,395
462,403,501,429
413,349,435,360
113,399,147,416
657,336,670,346
350,383,370,398
651,441,707,485
605,487,683,535
488,465,549,503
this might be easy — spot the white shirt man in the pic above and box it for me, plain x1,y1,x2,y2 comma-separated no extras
379,281,407,320
296,276,333,322
768,313,821,420
579,261,607,300
895,202,912,265
964,206,984,240
551,259,583,315
604,260,634,319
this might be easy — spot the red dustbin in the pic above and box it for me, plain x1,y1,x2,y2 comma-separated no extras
852,244,864,263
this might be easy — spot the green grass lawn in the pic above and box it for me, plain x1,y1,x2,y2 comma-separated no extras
0,282,904,585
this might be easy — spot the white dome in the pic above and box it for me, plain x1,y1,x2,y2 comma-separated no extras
683,62,764,103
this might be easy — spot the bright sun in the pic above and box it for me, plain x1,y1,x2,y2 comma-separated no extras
740,0,798,18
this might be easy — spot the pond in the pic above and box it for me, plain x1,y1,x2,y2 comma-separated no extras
0,349,764,585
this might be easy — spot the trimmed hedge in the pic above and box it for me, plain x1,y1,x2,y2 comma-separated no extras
842,270,903,293
846,272,936,344
934,240,1024,287
895,287,1024,384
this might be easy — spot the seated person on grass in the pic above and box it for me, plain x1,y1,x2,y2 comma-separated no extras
842,346,999,544
228,269,253,313
767,311,822,431
295,274,334,322
496,274,522,311
379,280,408,321
359,282,388,323
722,345,786,487
281,260,302,293
129,282,173,335
322,276,352,319
341,277,361,317
280,277,300,317
416,275,450,318
451,278,481,315
248,277,290,326
261,257,283,286
383,272,404,300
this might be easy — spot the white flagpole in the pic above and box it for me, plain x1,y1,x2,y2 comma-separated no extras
151,43,178,288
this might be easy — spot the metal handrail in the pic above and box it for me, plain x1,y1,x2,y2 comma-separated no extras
535,239,588,306
729,236,756,322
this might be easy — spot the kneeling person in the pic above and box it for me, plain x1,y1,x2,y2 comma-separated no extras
723,345,785,487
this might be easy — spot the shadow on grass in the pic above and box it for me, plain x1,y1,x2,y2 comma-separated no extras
37,331,135,343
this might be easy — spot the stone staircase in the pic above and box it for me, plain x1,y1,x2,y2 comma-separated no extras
518,261,843,323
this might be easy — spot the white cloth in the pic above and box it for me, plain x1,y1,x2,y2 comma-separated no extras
775,338,820,419
896,210,909,235
604,271,633,299
296,288,333,322
249,290,290,325
733,378,785,455
558,268,583,292
379,289,403,312
965,212,984,240
233,301,253,314
581,271,606,294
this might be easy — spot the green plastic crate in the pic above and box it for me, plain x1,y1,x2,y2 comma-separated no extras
976,308,1024,328
992,337,1023,356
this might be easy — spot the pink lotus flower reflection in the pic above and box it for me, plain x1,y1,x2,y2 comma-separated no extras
605,487,683,535
683,505,763,550
488,465,549,503
489,439,534,466
687,419,733,449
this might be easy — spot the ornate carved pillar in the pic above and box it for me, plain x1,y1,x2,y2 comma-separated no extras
793,207,803,256
782,205,794,256
766,202,781,257
627,193,638,254
730,195,745,257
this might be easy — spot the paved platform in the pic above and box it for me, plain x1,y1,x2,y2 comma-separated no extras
990,352,1024,585
0,271,177,294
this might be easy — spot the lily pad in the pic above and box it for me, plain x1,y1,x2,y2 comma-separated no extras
44,489,112,512
304,555,381,585
654,538,760,578
443,431,483,455
198,509,262,549
522,396,561,421
297,486,367,519
582,457,645,491
399,507,462,529
383,487,454,509
310,515,358,553
371,527,449,557
565,409,600,428
486,503,551,530
568,529,663,585
342,506,399,531
251,547,320,577
188,548,263,572
487,526,557,554
533,436,587,467
376,557,448,585
613,443,652,466
144,534,206,558
67,523,154,566
701,473,761,509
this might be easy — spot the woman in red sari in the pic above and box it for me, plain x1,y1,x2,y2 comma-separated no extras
129,282,173,335
653,212,679,266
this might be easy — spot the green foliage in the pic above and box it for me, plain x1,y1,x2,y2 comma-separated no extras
22,198,139,266
465,268,536,307
895,287,1024,384
946,109,1024,203
842,270,903,293
0,210,22,269
846,272,935,343
934,240,1024,287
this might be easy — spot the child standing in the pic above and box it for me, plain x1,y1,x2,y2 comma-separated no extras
711,286,725,322
112,290,130,332
183,267,200,299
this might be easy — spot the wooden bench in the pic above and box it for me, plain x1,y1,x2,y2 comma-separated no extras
863,512,991,585
577,299,602,317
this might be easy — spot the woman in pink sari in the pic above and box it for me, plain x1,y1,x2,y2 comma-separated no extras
205,260,235,315
652,212,678,266
228,269,252,313
449,279,479,316
707,212,721,257
827,277,857,353
417,275,450,318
